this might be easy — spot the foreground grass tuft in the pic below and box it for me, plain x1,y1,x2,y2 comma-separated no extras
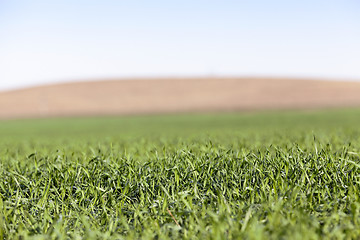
1,109,360,239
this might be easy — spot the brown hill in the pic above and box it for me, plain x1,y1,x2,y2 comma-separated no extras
1,78,360,119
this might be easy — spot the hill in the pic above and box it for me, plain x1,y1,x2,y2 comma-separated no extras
1,77,360,119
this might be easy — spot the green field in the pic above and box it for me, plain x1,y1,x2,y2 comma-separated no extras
1,109,360,239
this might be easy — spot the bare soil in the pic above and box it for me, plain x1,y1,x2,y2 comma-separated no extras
1,77,360,119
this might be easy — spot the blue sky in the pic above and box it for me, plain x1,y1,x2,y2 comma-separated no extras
0,0,359,90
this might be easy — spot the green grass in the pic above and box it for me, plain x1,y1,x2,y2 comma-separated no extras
1,109,360,239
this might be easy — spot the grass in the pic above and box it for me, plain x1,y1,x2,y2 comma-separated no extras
1,109,360,239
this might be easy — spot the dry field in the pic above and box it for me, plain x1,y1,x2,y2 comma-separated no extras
1,77,360,119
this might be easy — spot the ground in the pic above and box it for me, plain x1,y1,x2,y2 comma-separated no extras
1,77,360,119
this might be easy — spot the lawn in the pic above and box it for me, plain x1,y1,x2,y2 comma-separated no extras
1,109,360,239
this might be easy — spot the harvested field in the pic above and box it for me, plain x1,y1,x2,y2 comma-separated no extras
1,78,360,119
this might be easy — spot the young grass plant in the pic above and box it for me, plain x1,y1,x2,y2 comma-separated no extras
0,109,360,239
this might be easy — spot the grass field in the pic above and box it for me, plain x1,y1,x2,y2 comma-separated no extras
1,109,360,239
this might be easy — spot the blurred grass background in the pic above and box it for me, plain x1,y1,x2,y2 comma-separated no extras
1,108,360,155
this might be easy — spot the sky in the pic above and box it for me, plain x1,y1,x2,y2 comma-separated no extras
0,0,359,90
